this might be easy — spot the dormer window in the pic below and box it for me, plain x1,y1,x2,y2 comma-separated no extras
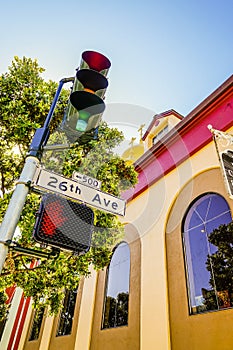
152,125,169,145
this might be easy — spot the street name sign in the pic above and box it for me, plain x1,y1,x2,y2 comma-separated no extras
33,168,126,216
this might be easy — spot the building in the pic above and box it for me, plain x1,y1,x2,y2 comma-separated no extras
2,74,233,349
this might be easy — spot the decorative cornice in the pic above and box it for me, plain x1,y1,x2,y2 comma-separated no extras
123,75,233,202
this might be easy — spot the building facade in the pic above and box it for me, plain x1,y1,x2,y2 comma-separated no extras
2,74,233,349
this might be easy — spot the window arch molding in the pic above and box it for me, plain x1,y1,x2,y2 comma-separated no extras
90,223,141,350
165,168,233,348
102,241,130,329
182,191,232,314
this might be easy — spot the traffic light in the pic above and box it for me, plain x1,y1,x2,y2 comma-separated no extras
33,194,94,253
62,50,111,143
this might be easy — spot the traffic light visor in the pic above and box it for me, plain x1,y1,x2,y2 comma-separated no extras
76,69,108,92
82,51,111,72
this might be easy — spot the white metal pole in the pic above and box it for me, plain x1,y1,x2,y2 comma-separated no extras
0,156,40,273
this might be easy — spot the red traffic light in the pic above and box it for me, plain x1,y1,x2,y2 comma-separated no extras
61,50,111,143
82,51,111,73
33,194,94,253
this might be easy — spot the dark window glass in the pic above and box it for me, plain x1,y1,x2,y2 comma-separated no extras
152,125,169,144
29,307,45,341
183,193,232,314
56,289,78,336
0,318,7,341
102,242,130,328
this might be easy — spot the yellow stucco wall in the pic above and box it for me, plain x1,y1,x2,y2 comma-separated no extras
122,130,229,350
74,268,98,350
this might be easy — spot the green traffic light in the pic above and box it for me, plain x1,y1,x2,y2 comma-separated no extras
76,111,91,132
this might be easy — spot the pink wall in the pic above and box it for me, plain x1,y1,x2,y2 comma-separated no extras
123,93,233,201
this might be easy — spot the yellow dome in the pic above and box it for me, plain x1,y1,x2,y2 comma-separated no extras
122,143,145,164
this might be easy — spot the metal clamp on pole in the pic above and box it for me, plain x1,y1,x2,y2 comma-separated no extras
0,240,59,260
0,240,12,247
9,242,60,260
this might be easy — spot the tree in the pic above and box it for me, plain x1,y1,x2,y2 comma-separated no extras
0,56,68,195
102,292,129,328
0,57,138,319
205,222,233,309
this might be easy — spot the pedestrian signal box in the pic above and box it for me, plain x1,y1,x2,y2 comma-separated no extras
33,194,94,253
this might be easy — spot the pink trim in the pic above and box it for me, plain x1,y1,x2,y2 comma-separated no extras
7,293,25,350
5,286,16,304
123,93,233,201
7,261,37,350
13,297,31,350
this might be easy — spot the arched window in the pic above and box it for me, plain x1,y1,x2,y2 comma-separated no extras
102,242,130,328
182,193,232,314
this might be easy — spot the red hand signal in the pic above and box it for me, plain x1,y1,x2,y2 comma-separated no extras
41,202,67,236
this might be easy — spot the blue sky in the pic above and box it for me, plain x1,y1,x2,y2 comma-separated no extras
1,0,233,142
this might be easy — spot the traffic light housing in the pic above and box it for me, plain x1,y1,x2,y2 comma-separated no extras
62,50,111,143
33,194,94,253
